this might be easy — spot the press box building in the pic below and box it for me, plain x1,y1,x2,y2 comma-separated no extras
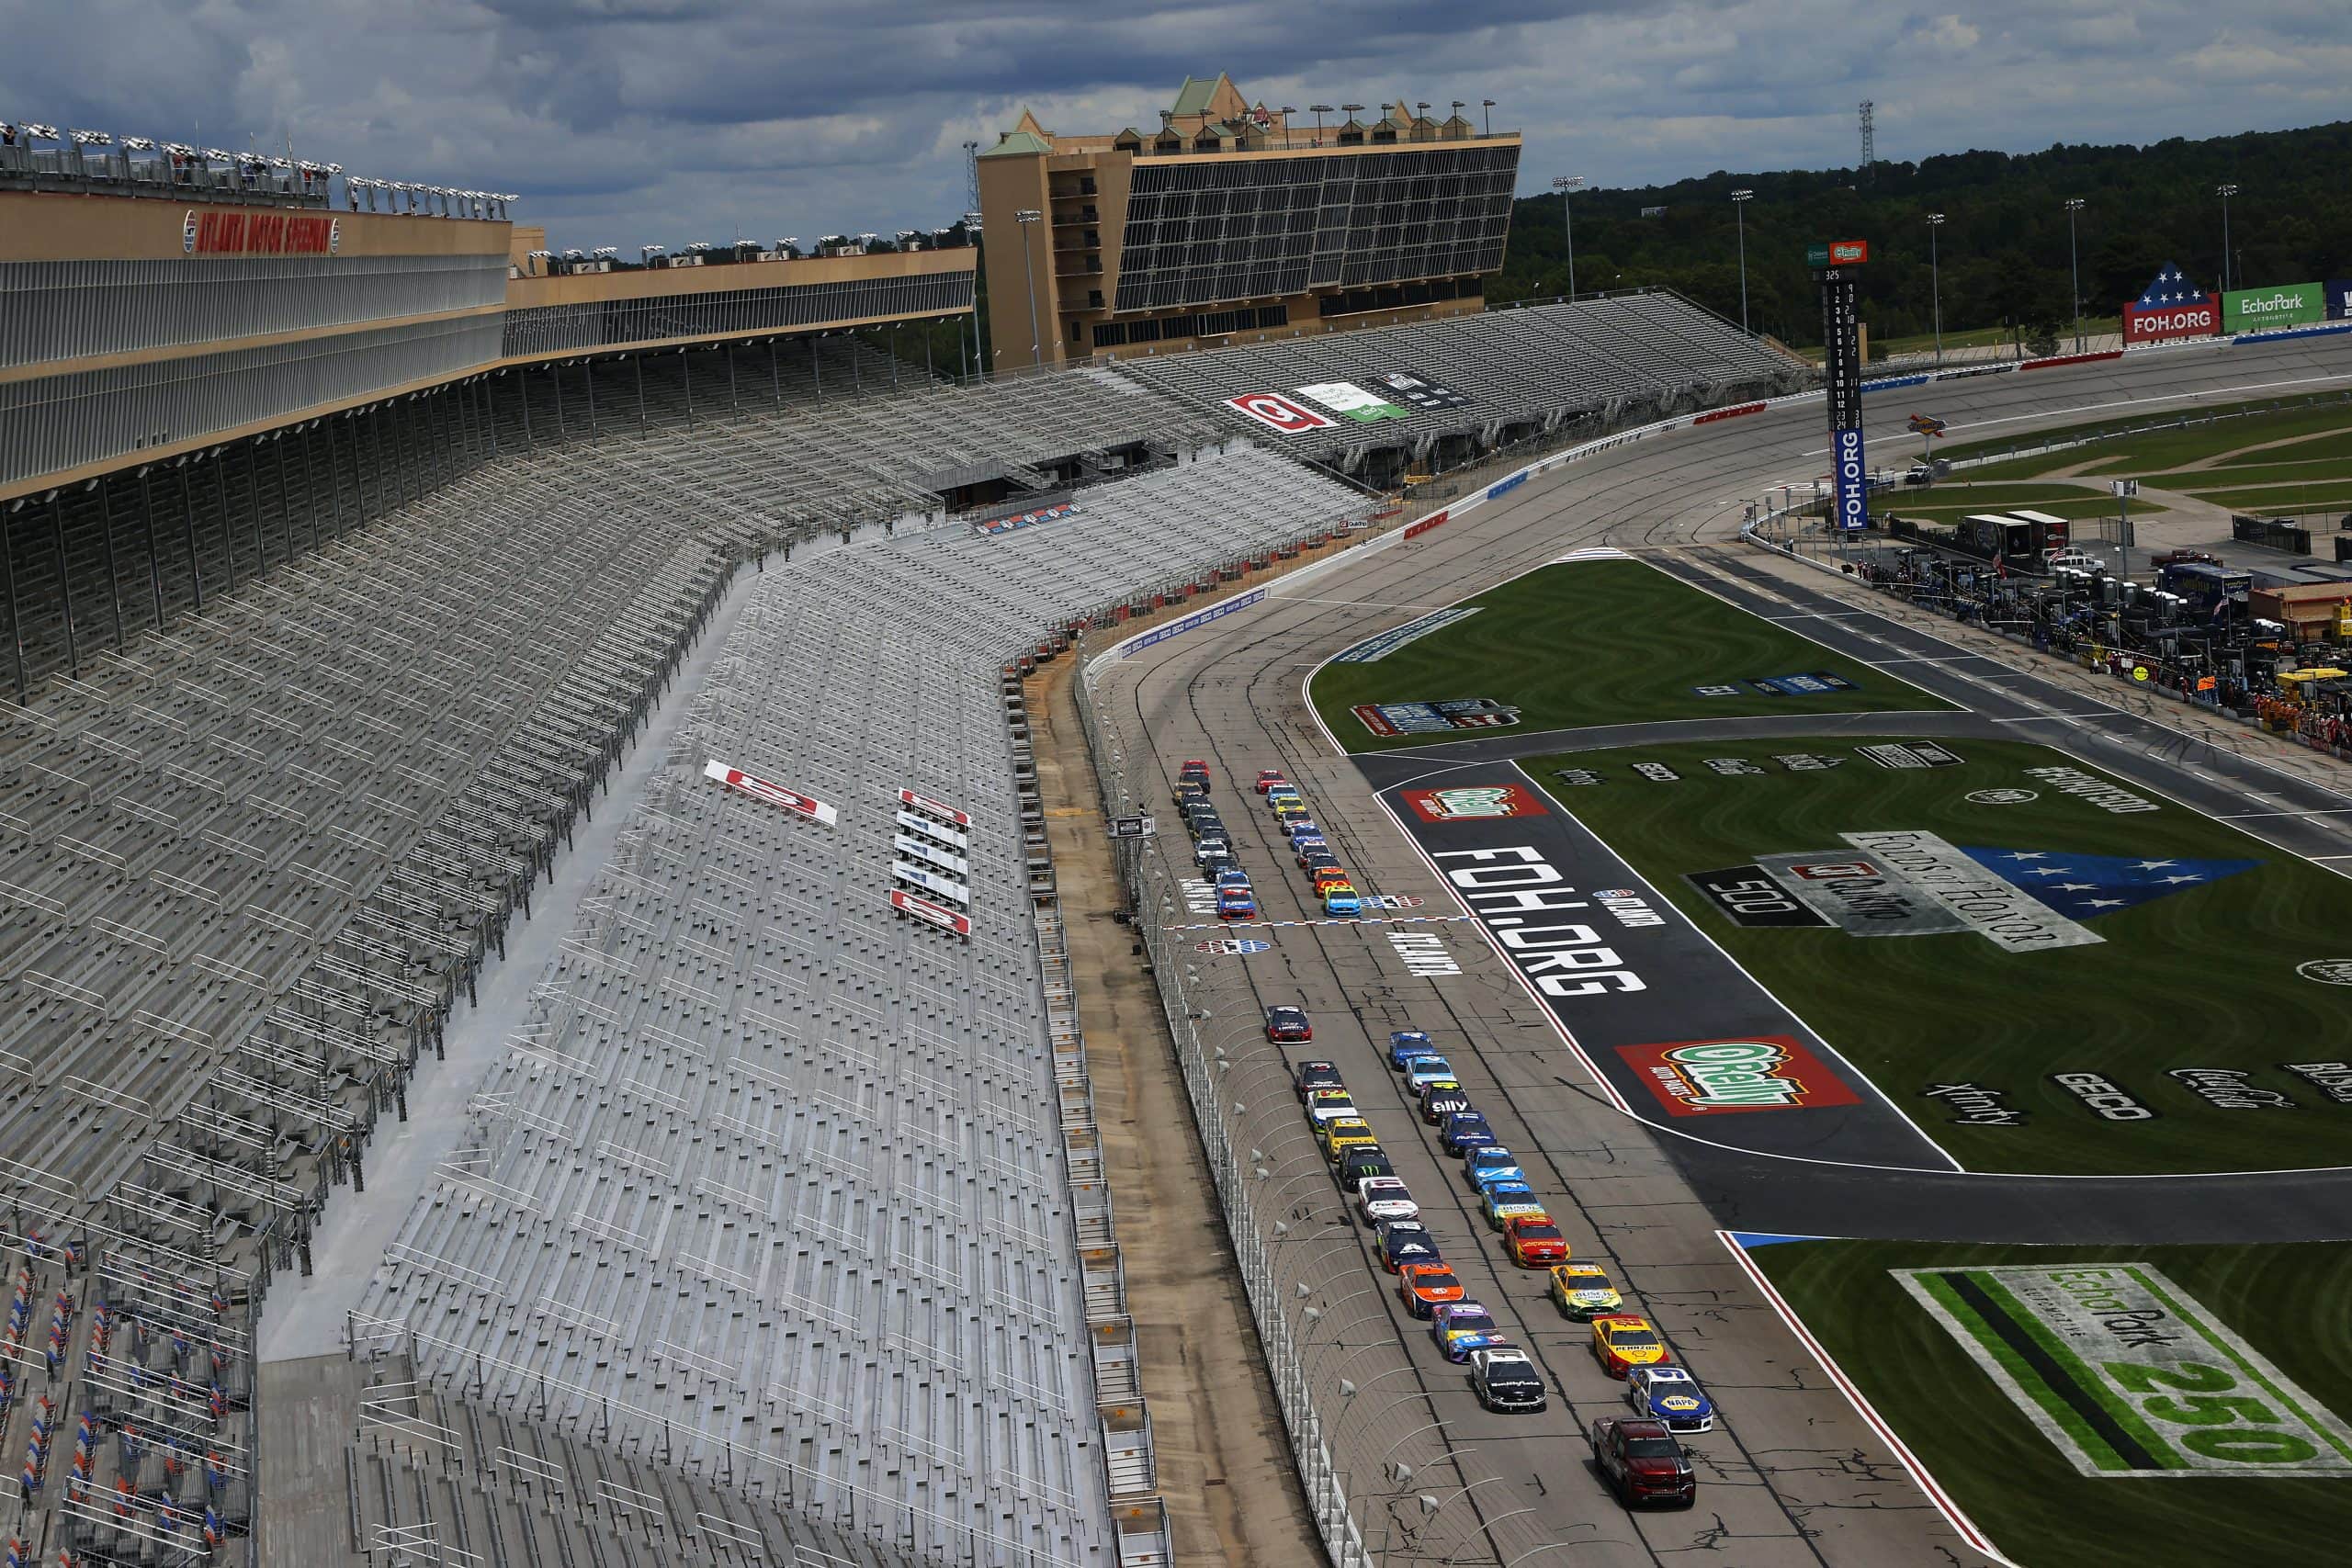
977,73,1522,369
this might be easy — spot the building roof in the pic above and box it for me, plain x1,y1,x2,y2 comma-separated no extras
1172,75,1228,117
979,129,1052,159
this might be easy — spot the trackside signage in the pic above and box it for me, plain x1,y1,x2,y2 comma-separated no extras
2224,283,2327,334
895,809,969,851
891,862,970,905
2123,296,2218,344
893,834,969,877
705,760,839,826
1618,1035,1862,1115
897,788,972,829
1430,844,1647,998
889,888,971,939
1114,589,1265,660
1897,1263,2352,1477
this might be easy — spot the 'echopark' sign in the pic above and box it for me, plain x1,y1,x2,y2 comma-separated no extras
705,760,839,826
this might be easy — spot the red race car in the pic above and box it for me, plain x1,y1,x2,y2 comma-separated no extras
1264,1006,1312,1043
1505,1215,1569,1268
1255,770,1289,795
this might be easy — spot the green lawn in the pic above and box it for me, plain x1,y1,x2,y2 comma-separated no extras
1307,558,1952,751
1749,1236,2352,1568
1881,483,2158,526
1945,397,2352,478
2187,484,2352,518
1527,736,2352,1175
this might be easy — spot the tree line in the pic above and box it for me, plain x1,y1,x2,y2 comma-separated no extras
1488,119,2352,349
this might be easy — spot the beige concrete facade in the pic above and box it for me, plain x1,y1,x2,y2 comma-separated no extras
978,74,1519,370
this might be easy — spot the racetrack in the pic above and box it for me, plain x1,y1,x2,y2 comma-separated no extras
1081,334,2352,1567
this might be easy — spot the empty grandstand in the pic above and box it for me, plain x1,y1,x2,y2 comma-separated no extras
0,107,1815,1568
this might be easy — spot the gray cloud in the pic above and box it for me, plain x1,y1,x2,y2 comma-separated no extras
4,1,2346,252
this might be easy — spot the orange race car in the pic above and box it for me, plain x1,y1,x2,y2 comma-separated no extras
1396,1262,1466,1319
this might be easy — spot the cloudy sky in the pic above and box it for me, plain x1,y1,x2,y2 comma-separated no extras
6,1,2346,251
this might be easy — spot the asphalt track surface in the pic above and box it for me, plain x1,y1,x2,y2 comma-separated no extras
1093,335,2352,1568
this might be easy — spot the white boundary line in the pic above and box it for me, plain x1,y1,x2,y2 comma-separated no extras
1718,1230,2022,1568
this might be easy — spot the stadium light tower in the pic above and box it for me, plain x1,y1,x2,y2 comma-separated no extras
1551,176,1584,302
2064,197,2086,353
2215,183,2239,295
1481,98,1496,137
1926,213,1947,369
1308,105,1334,146
1731,189,1755,335
1279,107,1296,149
1014,208,1045,367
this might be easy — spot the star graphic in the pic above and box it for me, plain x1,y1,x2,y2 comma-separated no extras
2086,898,2126,908
2055,883,2097,892
2132,860,2177,871
2006,852,2049,862
2161,874,2203,885
2026,866,2076,877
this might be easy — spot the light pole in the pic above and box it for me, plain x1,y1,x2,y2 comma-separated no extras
2063,197,2086,352
2215,183,2239,296
1481,99,1496,137
1308,104,1333,146
1279,107,1296,149
1551,175,1584,302
1731,188,1754,334
1013,208,1044,367
1926,212,1946,369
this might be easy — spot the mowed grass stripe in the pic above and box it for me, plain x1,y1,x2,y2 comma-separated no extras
1308,556,1952,753
1757,1239,2352,1568
1924,1269,2170,1472
2125,1266,2352,1464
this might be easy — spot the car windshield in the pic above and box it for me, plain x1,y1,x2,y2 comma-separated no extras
1516,1224,1563,1241
1448,1314,1496,1333
1415,1272,1460,1291
1624,1438,1681,1460
1611,1330,1660,1349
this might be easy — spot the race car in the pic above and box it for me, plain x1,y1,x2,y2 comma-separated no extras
1471,1348,1548,1414
1216,886,1257,919
1321,886,1363,917
1355,1176,1420,1224
1476,1184,1552,1232
1589,1417,1696,1508
1309,865,1352,892
1419,1084,1473,1124
1172,779,1207,807
1318,1119,1379,1163
1439,1111,1497,1157
1272,797,1309,822
1591,1314,1674,1379
1293,836,1331,866
1548,1263,1625,1322
1264,784,1302,808
1338,1149,1396,1193
1624,1366,1716,1434
1430,1301,1511,1362
1396,1262,1466,1318
1402,1055,1456,1092
1505,1215,1570,1268
1302,1088,1359,1125
1282,818,1323,843
1193,836,1231,868
1385,1031,1437,1068
1373,1220,1441,1274
1292,1060,1345,1100
1464,1146,1521,1187
1179,761,1213,792
1264,1007,1311,1043
1254,770,1288,795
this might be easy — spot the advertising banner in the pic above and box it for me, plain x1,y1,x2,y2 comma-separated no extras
2330,279,2352,321
1295,381,1409,422
704,760,839,827
895,809,968,852
1832,426,1868,532
1376,370,1472,411
893,833,970,877
897,788,972,829
1616,1034,1863,1115
2224,283,2327,334
1819,267,1868,532
889,888,972,938
1225,391,1335,434
891,862,970,906
2122,297,2219,343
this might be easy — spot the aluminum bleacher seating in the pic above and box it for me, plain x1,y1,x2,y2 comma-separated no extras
345,446,1363,1566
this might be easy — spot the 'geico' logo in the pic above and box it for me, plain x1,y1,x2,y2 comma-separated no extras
2052,1071,2154,1122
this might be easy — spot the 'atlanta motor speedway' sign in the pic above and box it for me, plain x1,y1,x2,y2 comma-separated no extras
1896,1262,2352,1477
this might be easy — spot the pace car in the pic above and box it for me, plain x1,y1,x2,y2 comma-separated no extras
1430,1302,1511,1362
1373,1220,1441,1274
1396,1262,1466,1318
1505,1215,1569,1268
1624,1366,1715,1434
1548,1263,1625,1322
1385,1031,1437,1068
1591,1314,1674,1379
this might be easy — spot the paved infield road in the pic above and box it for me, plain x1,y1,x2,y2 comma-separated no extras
1089,336,2352,1567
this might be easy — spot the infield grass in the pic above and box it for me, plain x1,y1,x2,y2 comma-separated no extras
1308,557,1953,752
1748,1236,2352,1568
1526,735,2352,1175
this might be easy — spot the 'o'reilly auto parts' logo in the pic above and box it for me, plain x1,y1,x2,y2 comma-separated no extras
1617,1034,1861,1116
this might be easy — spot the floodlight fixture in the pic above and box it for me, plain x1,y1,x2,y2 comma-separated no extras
122,136,156,152
69,128,111,146
592,245,618,257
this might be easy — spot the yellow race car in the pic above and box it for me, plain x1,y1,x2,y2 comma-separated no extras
1548,1263,1624,1322
1591,1314,1673,1379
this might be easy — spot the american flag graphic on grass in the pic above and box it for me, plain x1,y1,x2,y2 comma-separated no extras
2135,263,2205,308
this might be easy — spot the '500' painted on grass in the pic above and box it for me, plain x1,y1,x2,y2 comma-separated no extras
1432,846,1646,997
1897,1263,2352,1476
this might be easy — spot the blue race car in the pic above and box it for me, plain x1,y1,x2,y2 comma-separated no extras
1440,1111,1498,1156
1386,1031,1437,1069
1466,1146,1522,1185
1430,1301,1513,1362
1625,1365,1716,1434
1374,1220,1442,1275
1482,1181,1549,1229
